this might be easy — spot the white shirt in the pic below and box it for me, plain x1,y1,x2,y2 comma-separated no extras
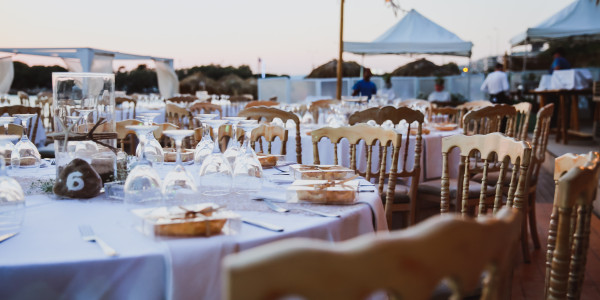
428,91,450,102
480,71,509,95
378,87,395,100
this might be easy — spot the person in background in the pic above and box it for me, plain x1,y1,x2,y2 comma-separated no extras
428,78,451,102
352,68,377,99
550,47,571,74
480,63,510,104
378,74,395,100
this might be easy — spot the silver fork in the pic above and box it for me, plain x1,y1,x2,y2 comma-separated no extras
79,225,118,257
253,198,289,213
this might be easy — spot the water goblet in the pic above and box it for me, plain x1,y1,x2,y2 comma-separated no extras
162,130,197,204
222,116,246,166
197,119,232,196
193,114,218,165
136,113,164,165
124,125,163,207
11,114,41,168
0,135,25,235
232,120,263,194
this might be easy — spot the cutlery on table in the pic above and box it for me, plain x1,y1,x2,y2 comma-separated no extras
242,218,284,232
252,198,289,213
294,207,341,218
79,225,118,257
0,232,18,243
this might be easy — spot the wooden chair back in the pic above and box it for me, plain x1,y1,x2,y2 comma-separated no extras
166,95,197,106
0,124,24,138
462,104,517,137
165,103,192,129
154,122,180,148
238,106,302,163
545,151,600,300
348,107,380,125
309,99,341,121
513,102,532,141
115,97,137,121
17,91,30,106
431,107,461,124
311,123,402,202
457,100,494,127
399,99,431,120
190,102,223,123
37,97,54,133
229,95,253,102
440,132,532,217
251,124,288,155
0,105,41,142
116,119,140,153
592,81,600,102
224,206,521,300
0,95,9,105
244,100,279,108
528,104,554,186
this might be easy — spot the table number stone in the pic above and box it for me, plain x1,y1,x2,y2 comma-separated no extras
53,158,102,199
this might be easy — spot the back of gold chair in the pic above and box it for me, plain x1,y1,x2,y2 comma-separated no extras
430,107,461,124
17,91,30,106
154,122,179,148
546,152,600,300
244,100,279,109
513,102,532,141
399,99,431,120
116,119,140,154
457,100,494,127
0,123,24,138
115,97,137,121
223,206,521,300
0,105,41,143
462,104,517,136
238,106,302,163
166,95,197,107
348,106,379,125
165,103,192,129
308,99,341,122
250,124,288,155
189,102,223,124
37,97,54,133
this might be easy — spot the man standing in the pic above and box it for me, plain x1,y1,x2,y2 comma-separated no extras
352,68,377,99
480,63,510,104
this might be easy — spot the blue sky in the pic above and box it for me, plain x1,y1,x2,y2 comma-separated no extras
1,0,573,75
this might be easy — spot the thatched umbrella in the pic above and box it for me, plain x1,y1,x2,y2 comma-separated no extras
390,58,460,77
306,59,362,78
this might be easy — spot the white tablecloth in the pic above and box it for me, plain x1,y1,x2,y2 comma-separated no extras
535,68,593,91
0,166,386,300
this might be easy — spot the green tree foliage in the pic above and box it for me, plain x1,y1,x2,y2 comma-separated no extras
11,61,67,92
176,64,253,81
115,64,158,93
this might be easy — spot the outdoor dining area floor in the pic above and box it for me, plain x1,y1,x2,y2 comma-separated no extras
511,151,600,299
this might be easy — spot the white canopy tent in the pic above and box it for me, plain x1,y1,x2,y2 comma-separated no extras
0,47,179,97
510,0,600,46
344,9,472,57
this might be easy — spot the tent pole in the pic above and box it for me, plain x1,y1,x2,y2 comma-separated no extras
467,56,472,101
336,0,345,100
360,54,364,78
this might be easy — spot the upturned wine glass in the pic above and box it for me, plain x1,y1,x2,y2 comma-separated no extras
124,125,163,207
162,129,197,204
193,114,218,165
197,119,232,196
136,113,164,165
0,117,16,159
11,114,41,168
232,120,263,194
222,116,246,166
0,135,25,235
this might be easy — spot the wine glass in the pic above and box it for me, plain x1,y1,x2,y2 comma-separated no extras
162,129,197,204
222,116,246,166
193,114,218,165
124,125,163,207
0,135,25,235
0,117,16,161
136,113,164,165
11,114,41,168
198,119,232,196
232,120,263,194
0,117,16,134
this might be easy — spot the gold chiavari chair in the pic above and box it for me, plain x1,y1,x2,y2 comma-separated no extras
166,95,198,107
430,106,461,125
513,102,532,141
115,97,137,121
116,119,140,154
244,100,279,109
311,123,403,227
308,99,341,122
17,91,30,106
0,123,24,138
462,104,517,136
545,151,600,300
223,206,521,300
456,100,493,127
250,124,288,155
238,106,302,163
165,103,192,129
0,105,41,143
190,102,223,126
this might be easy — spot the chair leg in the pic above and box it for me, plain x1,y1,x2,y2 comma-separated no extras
528,191,541,249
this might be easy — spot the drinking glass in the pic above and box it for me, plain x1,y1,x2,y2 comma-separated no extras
222,116,246,166
124,125,163,207
11,114,41,168
193,114,218,165
0,117,16,134
136,113,164,165
232,120,263,194
0,117,16,160
162,130,197,204
0,135,25,235
198,119,232,196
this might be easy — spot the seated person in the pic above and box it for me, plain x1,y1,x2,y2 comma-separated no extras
550,47,571,74
428,79,450,102
352,68,377,100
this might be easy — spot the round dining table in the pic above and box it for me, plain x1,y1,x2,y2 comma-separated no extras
0,164,386,300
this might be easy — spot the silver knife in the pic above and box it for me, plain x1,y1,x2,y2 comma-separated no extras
0,232,18,243
242,218,284,232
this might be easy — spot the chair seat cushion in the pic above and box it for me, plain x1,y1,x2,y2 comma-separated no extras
381,184,410,204
418,178,496,203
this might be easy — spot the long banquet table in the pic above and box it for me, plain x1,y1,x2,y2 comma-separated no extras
0,165,386,300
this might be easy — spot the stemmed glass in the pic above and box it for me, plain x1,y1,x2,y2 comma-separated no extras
136,112,164,165
162,130,197,204
222,116,246,166
198,119,232,196
0,135,26,235
124,125,163,207
193,114,218,165
11,114,41,168
0,117,16,160
232,120,263,194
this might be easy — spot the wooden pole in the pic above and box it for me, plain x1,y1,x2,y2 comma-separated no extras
336,0,345,100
